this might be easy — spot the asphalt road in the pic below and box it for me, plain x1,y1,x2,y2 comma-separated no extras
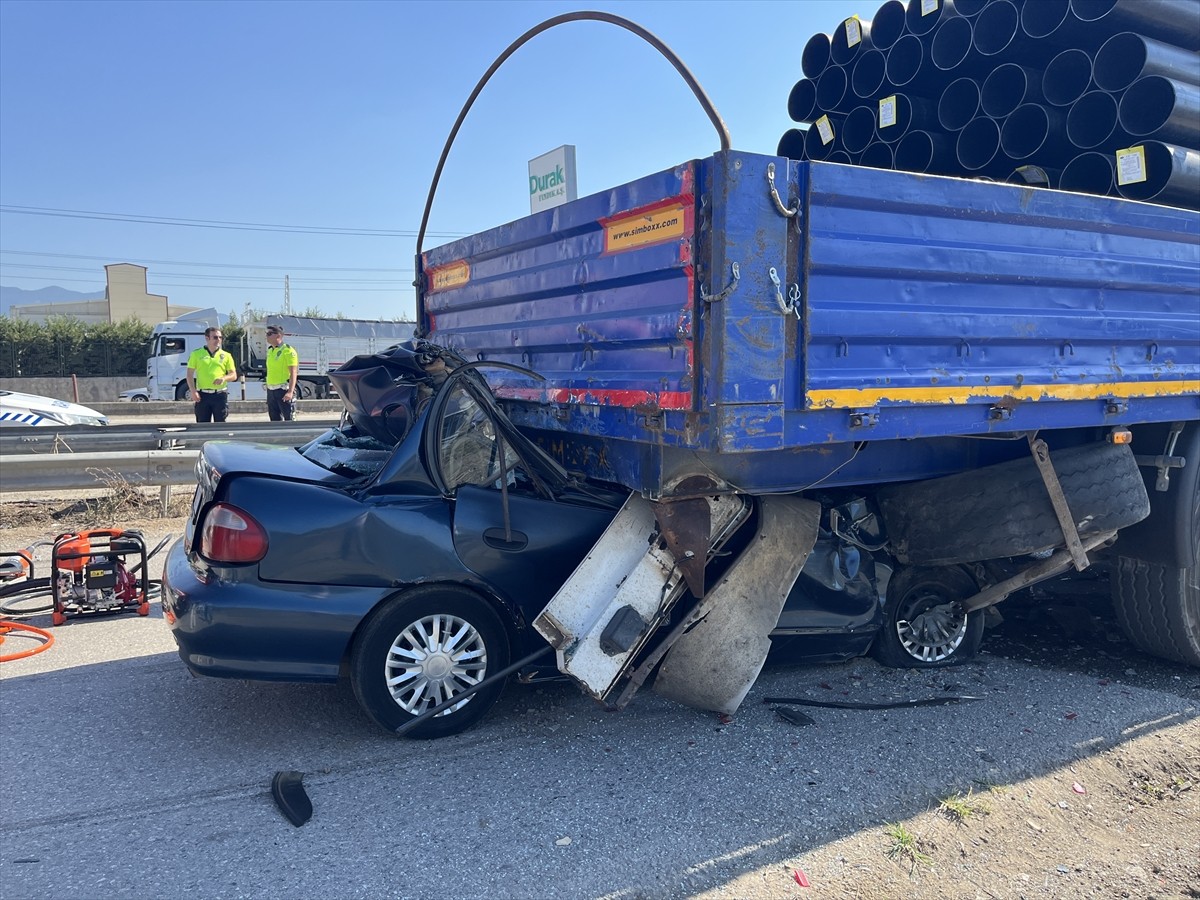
2,587,1197,900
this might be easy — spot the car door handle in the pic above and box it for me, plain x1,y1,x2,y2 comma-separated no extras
483,527,528,551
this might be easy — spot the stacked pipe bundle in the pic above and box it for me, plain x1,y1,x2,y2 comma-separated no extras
778,0,1200,210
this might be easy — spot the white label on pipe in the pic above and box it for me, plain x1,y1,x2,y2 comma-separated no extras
879,96,897,129
1116,146,1147,185
921,0,938,15
816,115,835,145
845,16,862,47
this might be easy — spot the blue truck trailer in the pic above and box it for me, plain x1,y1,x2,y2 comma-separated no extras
419,151,1199,712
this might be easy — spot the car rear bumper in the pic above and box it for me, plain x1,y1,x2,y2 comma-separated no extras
160,538,390,682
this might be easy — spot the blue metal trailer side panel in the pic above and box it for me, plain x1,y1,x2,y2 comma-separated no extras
422,162,700,412
422,152,1199,495
797,162,1199,425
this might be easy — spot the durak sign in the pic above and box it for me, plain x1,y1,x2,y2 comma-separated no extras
529,145,577,214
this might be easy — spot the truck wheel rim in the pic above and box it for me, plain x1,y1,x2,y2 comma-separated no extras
385,613,488,717
895,594,968,662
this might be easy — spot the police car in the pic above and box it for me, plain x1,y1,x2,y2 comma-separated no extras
0,390,109,427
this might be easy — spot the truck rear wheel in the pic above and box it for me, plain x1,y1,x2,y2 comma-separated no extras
1111,558,1200,666
1111,454,1200,667
876,441,1149,566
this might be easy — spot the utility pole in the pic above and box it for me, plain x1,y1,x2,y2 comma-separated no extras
283,275,292,315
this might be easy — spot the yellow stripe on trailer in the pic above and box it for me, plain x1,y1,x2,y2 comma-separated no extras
806,379,1200,409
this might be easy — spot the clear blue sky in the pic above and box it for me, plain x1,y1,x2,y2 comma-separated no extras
1,0,864,322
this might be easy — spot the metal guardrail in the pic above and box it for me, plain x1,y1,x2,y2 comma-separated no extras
0,420,338,493
0,420,336,455
1,449,203,491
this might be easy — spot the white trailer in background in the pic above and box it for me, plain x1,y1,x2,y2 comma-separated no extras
146,311,415,401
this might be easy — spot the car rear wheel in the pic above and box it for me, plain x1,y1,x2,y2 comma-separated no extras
350,585,511,738
871,565,984,668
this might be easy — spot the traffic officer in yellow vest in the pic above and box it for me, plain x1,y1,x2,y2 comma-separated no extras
186,326,237,423
264,324,299,421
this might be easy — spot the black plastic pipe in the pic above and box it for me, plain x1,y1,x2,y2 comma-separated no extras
981,63,1045,118
1071,0,1200,52
1001,103,1071,162
1118,76,1200,146
1094,32,1200,93
1007,164,1062,188
938,76,981,130
805,115,843,159
831,15,873,65
859,140,896,169
1020,0,1100,48
876,93,938,144
1060,151,1116,195
1067,90,1124,150
817,64,851,112
1043,48,1094,107
905,0,958,37
895,129,958,173
930,16,977,72
852,48,889,99
953,0,990,16
1115,141,1200,207
827,150,855,164
842,105,880,154
956,115,1006,171
803,32,832,79
885,33,944,96
788,78,819,122
973,0,1022,56
872,0,909,51
777,128,809,160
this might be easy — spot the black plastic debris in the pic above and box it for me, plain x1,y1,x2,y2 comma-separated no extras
271,770,313,827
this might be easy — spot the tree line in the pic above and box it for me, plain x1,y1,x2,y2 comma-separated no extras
0,316,248,378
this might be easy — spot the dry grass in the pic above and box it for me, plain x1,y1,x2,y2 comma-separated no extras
0,470,192,533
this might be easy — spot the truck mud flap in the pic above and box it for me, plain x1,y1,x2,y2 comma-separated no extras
652,496,821,716
533,493,750,704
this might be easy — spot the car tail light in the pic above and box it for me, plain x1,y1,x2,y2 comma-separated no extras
200,503,268,563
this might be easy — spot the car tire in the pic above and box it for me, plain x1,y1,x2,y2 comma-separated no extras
871,565,984,668
133,394,149,402
876,441,1150,566
350,585,511,738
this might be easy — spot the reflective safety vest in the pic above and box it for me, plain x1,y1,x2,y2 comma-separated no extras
266,343,299,385
187,347,235,390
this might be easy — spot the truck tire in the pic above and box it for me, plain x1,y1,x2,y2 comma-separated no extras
174,382,190,401
876,442,1150,566
1111,460,1200,667
1111,559,1200,666
870,565,984,668
297,381,316,400
350,585,511,738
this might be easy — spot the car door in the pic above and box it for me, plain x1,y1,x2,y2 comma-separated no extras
435,378,615,613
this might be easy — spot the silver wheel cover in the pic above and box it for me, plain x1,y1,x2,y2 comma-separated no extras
896,597,968,663
385,613,488,717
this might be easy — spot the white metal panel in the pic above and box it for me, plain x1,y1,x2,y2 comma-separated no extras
534,493,746,702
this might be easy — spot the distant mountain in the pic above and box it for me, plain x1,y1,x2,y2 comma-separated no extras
1,285,106,315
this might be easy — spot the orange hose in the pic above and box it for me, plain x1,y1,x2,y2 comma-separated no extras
0,619,55,662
